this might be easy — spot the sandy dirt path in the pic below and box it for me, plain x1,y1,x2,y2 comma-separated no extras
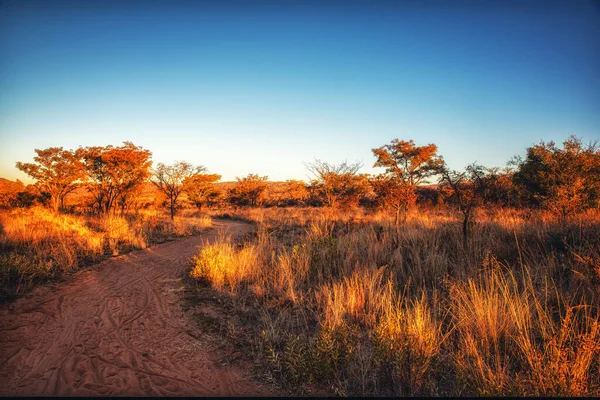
0,219,272,396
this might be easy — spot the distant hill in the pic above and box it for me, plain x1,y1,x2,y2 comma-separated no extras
0,177,22,185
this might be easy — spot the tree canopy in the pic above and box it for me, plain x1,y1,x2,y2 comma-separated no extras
183,173,222,211
16,147,84,213
372,139,444,222
78,142,153,215
306,160,369,210
152,161,205,219
513,136,600,217
228,174,269,207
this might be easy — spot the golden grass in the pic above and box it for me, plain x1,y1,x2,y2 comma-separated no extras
190,206,600,396
0,206,212,300
3,206,104,253
101,215,147,255
190,236,257,290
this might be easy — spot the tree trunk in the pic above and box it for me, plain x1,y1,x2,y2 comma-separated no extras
51,195,60,214
462,213,469,248
170,197,175,220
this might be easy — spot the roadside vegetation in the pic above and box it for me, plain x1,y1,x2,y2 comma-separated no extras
0,142,212,301
1,135,599,395
192,206,600,396
188,136,600,396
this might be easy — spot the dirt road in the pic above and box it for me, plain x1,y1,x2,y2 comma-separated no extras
0,219,271,396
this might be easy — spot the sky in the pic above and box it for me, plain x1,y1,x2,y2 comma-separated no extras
1,0,599,184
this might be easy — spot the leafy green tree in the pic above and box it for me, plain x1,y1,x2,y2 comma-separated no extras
16,147,84,213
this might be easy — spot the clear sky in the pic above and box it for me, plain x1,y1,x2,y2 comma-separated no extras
1,0,599,183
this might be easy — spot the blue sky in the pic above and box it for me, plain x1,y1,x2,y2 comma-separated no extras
1,0,599,183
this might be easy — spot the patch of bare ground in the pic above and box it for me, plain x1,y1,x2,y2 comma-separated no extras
0,219,276,396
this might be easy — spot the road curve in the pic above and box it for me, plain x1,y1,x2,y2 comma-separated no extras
0,219,270,396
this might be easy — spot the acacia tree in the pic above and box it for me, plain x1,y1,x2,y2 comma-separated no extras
439,163,487,246
372,139,444,224
78,142,153,216
513,136,600,218
183,173,222,212
370,174,414,221
228,174,269,207
152,161,205,219
281,179,309,206
306,159,369,210
16,147,84,213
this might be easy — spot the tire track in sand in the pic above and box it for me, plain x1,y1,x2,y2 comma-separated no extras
0,219,273,397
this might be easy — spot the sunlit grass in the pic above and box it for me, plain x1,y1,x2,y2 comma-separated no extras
190,206,600,396
0,206,212,300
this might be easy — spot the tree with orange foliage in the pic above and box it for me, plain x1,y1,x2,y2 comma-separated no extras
372,139,444,224
369,174,413,221
228,174,269,207
513,136,600,218
281,179,309,206
482,166,520,208
78,142,153,216
183,173,222,212
0,179,25,208
16,147,84,213
152,161,204,219
306,160,369,210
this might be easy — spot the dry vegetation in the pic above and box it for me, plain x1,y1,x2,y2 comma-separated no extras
190,206,600,396
1,135,598,395
0,207,211,301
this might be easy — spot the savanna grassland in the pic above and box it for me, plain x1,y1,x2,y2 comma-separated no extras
0,206,211,300
1,136,599,396
192,206,600,396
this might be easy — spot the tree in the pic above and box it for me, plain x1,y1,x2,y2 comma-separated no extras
306,160,369,210
228,174,269,207
369,174,415,222
481,166,520,208
281,179,310,206
152,161,204,219
183,173,222,212
439,163,487,245
513,137,598,216
78,142,153,216
372,139,444,224
513,136,600,218
16,147,84,213
0,179,25,208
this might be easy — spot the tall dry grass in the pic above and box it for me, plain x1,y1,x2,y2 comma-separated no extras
0,206,212,301
189,206,600,396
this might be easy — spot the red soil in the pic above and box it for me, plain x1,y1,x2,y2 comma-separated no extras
0,219,274,396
